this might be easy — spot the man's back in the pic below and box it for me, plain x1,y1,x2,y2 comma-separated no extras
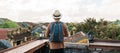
45,10,69,53
46,22,69,49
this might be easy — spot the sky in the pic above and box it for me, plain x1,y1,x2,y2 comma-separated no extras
0,0,120,23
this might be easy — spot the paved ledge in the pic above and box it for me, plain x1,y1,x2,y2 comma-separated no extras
3,39,48,53
90,42,120,47
89,42,120,50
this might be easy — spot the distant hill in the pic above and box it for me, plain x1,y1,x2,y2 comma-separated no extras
0,18,18,28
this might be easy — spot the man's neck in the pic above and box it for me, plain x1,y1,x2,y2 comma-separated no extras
55,21,60,23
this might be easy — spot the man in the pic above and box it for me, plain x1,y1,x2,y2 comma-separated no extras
45,10,69,53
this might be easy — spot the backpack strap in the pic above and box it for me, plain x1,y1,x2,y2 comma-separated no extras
58,22,64,41
51,22,56,41
62,22,65,36
58,22,60,41
59,22,65,36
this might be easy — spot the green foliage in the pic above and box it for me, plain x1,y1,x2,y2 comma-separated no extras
75,18,120,40
117,35,120,40
0,20,18,28
68,23,74,31
67,23,77,35
114,19,120,25
35,32,40,38
76,18,97,33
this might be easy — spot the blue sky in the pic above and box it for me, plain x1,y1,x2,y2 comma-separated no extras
0,0,120,23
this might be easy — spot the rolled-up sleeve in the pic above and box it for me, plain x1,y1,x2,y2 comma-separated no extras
63,23,69,37
45,23,51,38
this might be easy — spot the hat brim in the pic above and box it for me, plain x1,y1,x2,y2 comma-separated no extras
53,14,61,17
53,17,61,19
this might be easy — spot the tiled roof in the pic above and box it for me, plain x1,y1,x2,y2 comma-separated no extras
0,30,7,39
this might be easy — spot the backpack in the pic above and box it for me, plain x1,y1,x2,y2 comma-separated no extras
49,22,64,42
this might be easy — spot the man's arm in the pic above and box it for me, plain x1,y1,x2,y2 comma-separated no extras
45,23,51,38
63,23,69,37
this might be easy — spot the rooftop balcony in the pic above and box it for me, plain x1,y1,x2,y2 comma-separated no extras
0,32,120,53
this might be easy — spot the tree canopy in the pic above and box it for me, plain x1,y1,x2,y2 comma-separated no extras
0,19,18,28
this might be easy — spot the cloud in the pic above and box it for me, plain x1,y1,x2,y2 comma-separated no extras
0,0,120,22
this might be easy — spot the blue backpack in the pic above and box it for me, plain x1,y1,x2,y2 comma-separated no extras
49,22,64,42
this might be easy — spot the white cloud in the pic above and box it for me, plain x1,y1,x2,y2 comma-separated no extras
0,0,120,23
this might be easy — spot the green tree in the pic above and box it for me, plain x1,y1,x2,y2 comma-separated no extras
0,20,18,28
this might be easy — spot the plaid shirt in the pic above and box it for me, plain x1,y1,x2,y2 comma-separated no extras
45,22,69,49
